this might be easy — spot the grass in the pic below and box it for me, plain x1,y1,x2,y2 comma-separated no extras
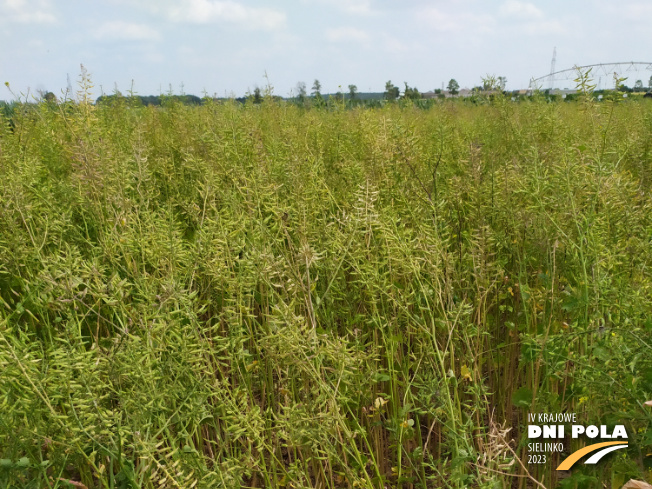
1,77,652,489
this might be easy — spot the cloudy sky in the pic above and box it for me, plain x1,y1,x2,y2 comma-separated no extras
1,0,651,99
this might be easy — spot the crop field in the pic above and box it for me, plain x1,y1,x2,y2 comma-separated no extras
1,85,652,488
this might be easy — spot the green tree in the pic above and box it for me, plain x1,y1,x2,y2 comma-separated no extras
498,76,507,91
649,75,652,89
634,80,644,92
403,82,420,100
332,86,344,103
311,79,324,107
447,79,460,96
482,75,499,91
296,81,307,103
384,80,399,101
348,84,358,100
312,79,322,97
253,87,262,104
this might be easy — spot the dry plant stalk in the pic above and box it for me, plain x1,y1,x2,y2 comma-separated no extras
474,413,547,489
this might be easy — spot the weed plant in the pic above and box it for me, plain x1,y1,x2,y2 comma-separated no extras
1,76,652,488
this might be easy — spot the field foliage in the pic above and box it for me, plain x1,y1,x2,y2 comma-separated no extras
1,82,652,488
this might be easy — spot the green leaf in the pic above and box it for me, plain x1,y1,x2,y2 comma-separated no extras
15,457,30,468
592,346,610,362
512,387,533,408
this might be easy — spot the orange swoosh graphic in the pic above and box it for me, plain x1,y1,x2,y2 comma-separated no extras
557,441,628,470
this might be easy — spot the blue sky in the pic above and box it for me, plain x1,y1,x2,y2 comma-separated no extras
2,0,651,99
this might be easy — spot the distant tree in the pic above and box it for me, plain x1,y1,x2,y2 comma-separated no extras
253,87,262,104
498,76,507,90
37,89,56,103
649,75,652,89
296,81,307,102
384,80,399,101
435,88,442,94
331,86,344,103
482,75,500,91
403,82,420,100
348,84,358,100
634,79,644,92
447,79,460,96
311,79,325,107
159,94,202,106
140,95,161,106
312,79,322,97
181,94,202,105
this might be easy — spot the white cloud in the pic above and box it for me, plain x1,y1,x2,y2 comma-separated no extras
0,0,56,23
328,0,372,14
107,0,286,30
608,2,652,20
420,7,494,34
325,26,370,43
499,0,543,19
343,1,372,14
520,19,565,35
95,21,161,41
302,0,373,15
380,34,424,55
166,0,286,30
497,1,567,36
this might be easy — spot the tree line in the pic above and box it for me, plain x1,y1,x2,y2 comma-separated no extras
7,72,650,112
